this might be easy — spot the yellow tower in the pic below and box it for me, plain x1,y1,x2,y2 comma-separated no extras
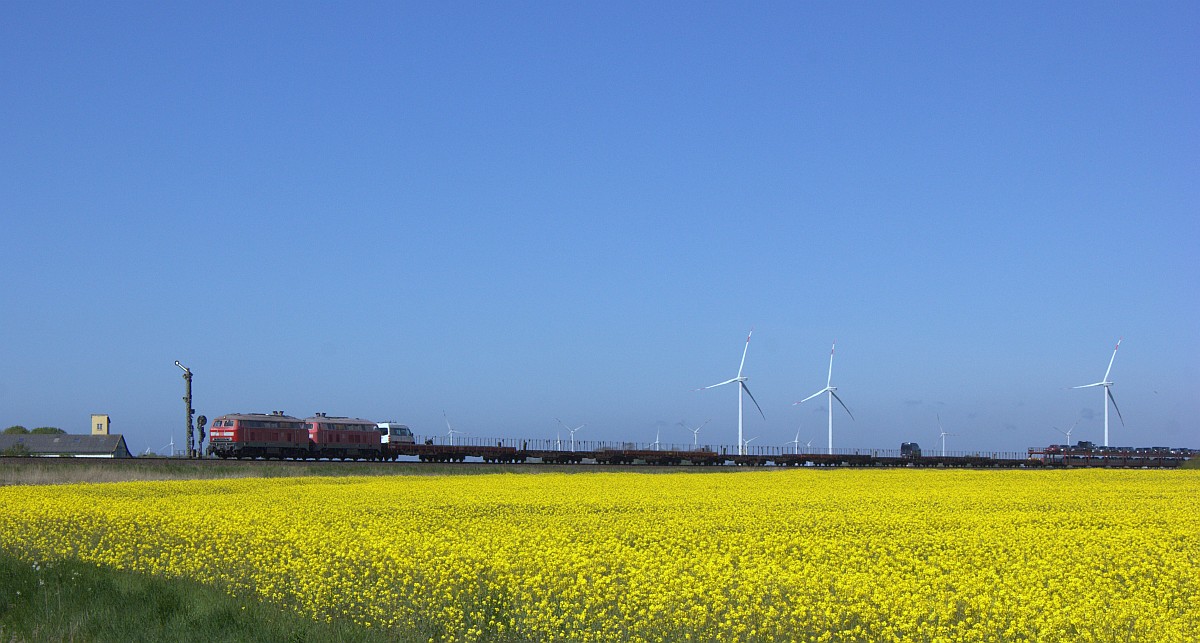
91,414,110,435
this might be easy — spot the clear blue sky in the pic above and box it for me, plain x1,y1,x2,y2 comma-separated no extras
3,2,1197,455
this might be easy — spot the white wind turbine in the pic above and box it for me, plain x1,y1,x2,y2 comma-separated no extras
1053,419,1080,446
678,419,711,448
742,436,758,452
698,329,765,456
149,436,176,457
555,418,585,452
1071,339,1124,447
795,341,854,455
443,411,466,446
786,426,805,454
652,426,661,451
937,414,957,457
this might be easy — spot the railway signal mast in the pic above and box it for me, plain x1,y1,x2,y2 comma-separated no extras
175,360,196,458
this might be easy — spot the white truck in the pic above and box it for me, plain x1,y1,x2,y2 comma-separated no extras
377,422,415,460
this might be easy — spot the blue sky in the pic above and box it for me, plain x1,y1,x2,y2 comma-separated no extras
3,2,1197,455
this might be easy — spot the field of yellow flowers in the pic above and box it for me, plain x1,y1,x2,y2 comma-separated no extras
1,469,1197,642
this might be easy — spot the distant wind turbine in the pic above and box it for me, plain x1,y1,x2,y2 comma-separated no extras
146,438,175,457
443,411,466,446
795,341,854,455
937,414,957,457
782,427,811,451
786,427,802,454
698,329,765,456
678,419,710,447
555,418,585,452
1053,419,1080,446
1071,339,1124,447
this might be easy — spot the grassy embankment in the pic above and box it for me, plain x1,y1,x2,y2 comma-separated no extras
0,456,737,486
0,457,525,486
0,552,400,643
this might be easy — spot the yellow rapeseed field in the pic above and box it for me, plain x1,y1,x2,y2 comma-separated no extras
1,469,1197,642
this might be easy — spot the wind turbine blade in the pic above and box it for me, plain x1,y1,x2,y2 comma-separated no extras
826,342,836,387
1072,382,1104,389
795,388,826,404
830,391,855,421
701,377,739,390
937,413,942,432
741,382,766,419
1103,338,1122,382
1107,387,1124,426
737,329,753,377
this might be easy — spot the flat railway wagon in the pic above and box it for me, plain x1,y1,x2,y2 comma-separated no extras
389,438,723,465
388,441,525,463
1030,443,1195,468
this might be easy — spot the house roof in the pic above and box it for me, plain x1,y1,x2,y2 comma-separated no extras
0,434,132,458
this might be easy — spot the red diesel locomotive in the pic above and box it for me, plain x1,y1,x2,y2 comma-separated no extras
304,412,382,460
208,411,384,460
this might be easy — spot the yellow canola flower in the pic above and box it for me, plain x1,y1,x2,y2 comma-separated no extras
0,470,1197,641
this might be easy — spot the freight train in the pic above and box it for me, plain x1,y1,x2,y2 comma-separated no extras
206,412,1195,468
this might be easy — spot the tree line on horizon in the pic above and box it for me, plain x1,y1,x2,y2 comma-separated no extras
3,426,66,435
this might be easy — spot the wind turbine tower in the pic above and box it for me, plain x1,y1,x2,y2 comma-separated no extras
698,329,765,456
937,414,957,457
796,342,854,455
443,411,466,446
1054,419,1080,446
556,418,585,452
679,419,710,447
1071,339,1124,447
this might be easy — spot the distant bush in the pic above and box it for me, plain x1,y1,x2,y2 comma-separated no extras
0,444,31,457
2,426,29,435
30,427,65,435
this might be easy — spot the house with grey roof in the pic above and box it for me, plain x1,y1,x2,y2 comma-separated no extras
0,434,132,458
